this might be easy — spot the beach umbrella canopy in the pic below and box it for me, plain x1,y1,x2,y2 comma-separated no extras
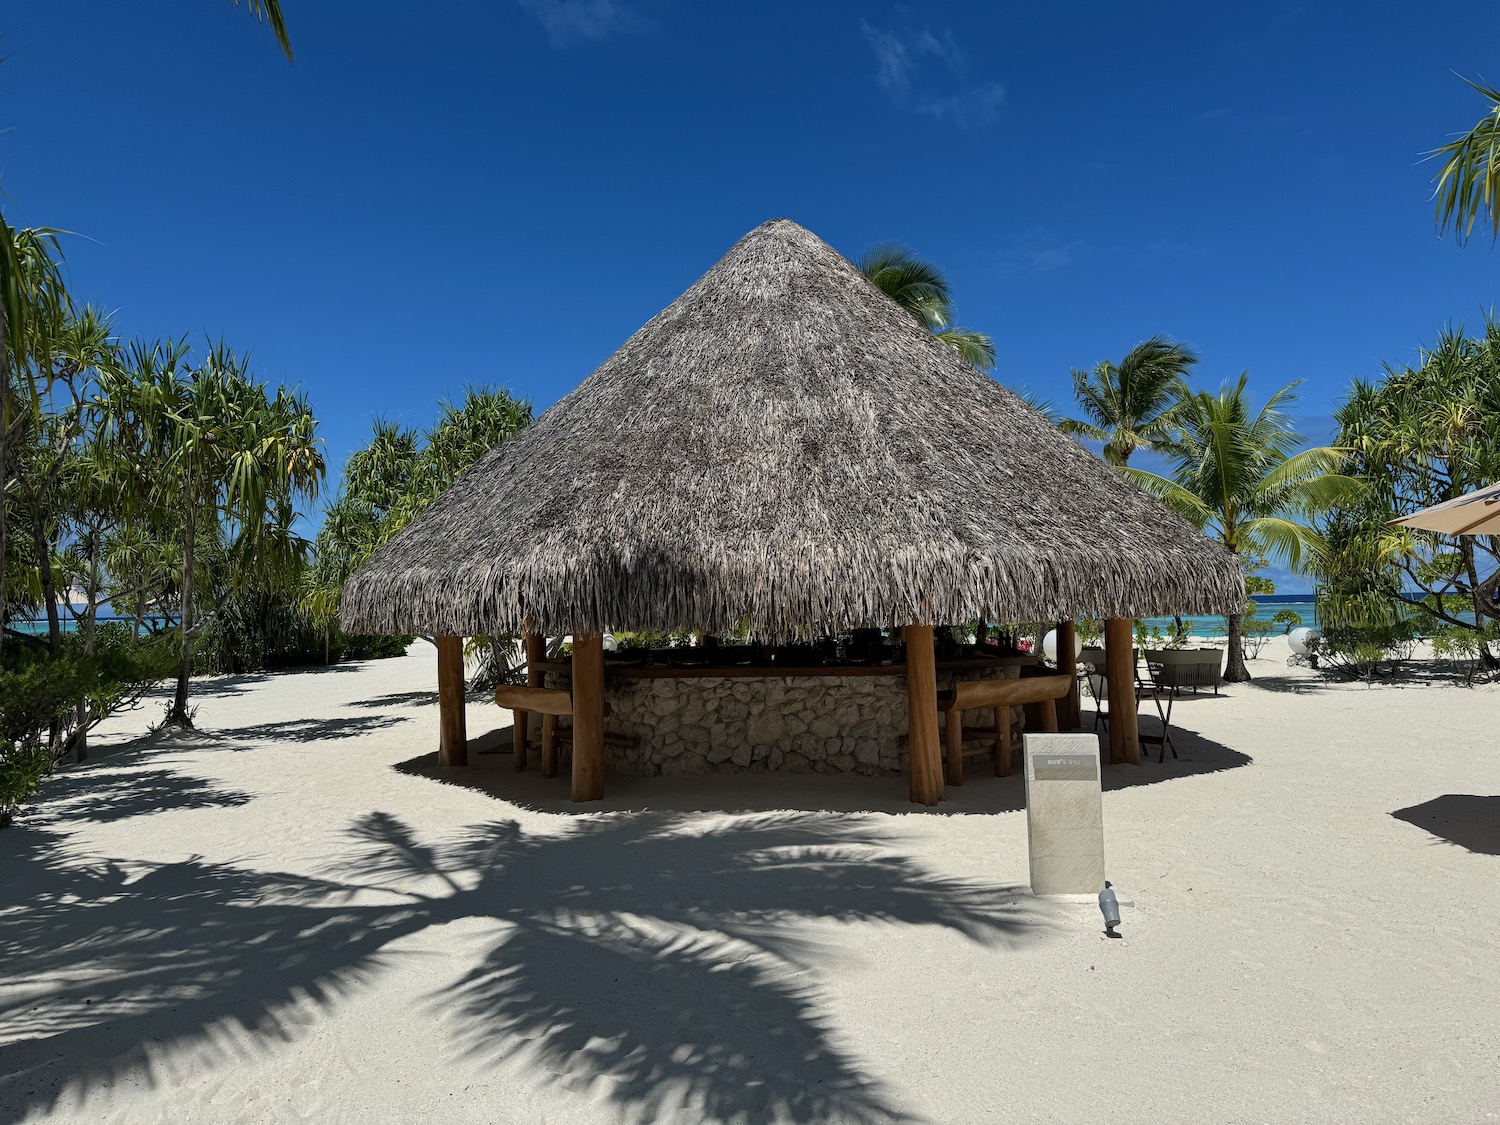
342,219,1244,639
1389,482,1500,536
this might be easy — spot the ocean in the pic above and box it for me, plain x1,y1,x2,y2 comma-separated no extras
1141,594,1317,638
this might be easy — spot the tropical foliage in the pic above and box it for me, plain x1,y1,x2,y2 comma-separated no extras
303,387,533,651
1432,75,1500,243
857,243,997,370
1061,335,1198,466
1120,377,1362,681
1317,324,1500,668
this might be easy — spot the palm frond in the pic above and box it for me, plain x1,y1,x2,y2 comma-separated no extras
1431,75,1500,243
234,0,293,62
934,327,995,370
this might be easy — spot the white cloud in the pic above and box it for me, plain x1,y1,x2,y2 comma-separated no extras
996,229,1086,276
516,0,645,47
860,20,1005,128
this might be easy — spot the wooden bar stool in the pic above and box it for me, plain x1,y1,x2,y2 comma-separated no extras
937,672,1071,783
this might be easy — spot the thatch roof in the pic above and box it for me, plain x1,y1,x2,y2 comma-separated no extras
343,219,1244,639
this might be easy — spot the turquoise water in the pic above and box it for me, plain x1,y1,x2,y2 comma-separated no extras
1141,595,1318,638
11,601,1322,641
8,615,164,637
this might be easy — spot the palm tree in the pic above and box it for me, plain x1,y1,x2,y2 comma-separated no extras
1432,75,1500,243
857,243,997,370
107,340,324,726
235,0,293,60
1060,336,1198,466
1121,376,1363,682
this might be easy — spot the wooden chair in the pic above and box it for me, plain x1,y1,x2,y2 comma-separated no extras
937,672,1072,783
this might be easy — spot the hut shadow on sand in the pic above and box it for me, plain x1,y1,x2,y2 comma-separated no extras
394,721,1251,816
0,766,1043,1125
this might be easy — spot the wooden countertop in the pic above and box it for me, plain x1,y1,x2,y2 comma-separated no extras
532,654,1038,681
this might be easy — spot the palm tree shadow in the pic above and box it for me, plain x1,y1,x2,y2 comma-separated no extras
1,809,1041,1124
34,764,252,824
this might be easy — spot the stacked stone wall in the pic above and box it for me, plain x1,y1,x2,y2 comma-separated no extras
552,667,1022,777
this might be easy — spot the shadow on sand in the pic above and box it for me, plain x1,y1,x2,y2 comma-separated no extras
1391,794,1500,856
0,760,1042,1125
30,764,252,825
395,721,1251,816
211,713,413,744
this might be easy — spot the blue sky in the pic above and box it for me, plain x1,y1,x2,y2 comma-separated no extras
4,2,1499,590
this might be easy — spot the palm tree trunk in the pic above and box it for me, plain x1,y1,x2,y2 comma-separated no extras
168,506,196,727
73,531,101,761
1224,612,1251,682
1463,543,1498,669
35,524,61,655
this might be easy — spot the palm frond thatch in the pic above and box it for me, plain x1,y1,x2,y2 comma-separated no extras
342,220,1244,639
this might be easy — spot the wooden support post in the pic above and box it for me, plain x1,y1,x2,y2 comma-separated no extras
903,624,944,806
436,634,467,767
1056,620,1081,730
570,631,606,802
1104,617,1140,765
944,709,964,787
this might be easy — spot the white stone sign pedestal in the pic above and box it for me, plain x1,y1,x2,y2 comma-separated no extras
1023,732,1105,896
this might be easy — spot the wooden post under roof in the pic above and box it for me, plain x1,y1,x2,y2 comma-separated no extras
1103,617,1140,765
570,631,607,802
903,624,944,806
513,631,546,770
436,634,467,767
1056,620,1081,729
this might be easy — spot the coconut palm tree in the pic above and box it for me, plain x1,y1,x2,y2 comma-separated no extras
1121,376,1363,682
1060,336,1198,466
1432,75,1500,243
857,243,997,370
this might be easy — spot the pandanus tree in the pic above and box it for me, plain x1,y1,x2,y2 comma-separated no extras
0,228,69,650
857,243,997,370
303,387,532,662
1060,335,1198,466
1121,376,1363,682
104,340,324,726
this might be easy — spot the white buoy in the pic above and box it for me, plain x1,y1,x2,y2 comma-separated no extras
1287,626,1322,656
1042,628,1083,664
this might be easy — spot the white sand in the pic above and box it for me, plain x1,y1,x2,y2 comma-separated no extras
3,639,1498,1124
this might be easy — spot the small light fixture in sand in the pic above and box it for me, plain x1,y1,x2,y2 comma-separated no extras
1099,881,1122,938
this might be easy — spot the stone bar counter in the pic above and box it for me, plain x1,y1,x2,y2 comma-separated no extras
543,648,1037,777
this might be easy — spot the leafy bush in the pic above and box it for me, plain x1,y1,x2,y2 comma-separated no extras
0,626,175,825
1241,618,1277,659
1430,622,1500,685
1315,620,1419,681
1271,610,1303,634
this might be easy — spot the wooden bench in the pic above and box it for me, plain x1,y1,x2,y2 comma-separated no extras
937,672,1071,783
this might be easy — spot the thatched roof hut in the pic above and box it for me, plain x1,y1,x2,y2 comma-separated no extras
343,218,1241,640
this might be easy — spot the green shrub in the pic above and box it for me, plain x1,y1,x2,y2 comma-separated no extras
1272,610,1303,634
0,627,175,825
1317,620,1419,681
